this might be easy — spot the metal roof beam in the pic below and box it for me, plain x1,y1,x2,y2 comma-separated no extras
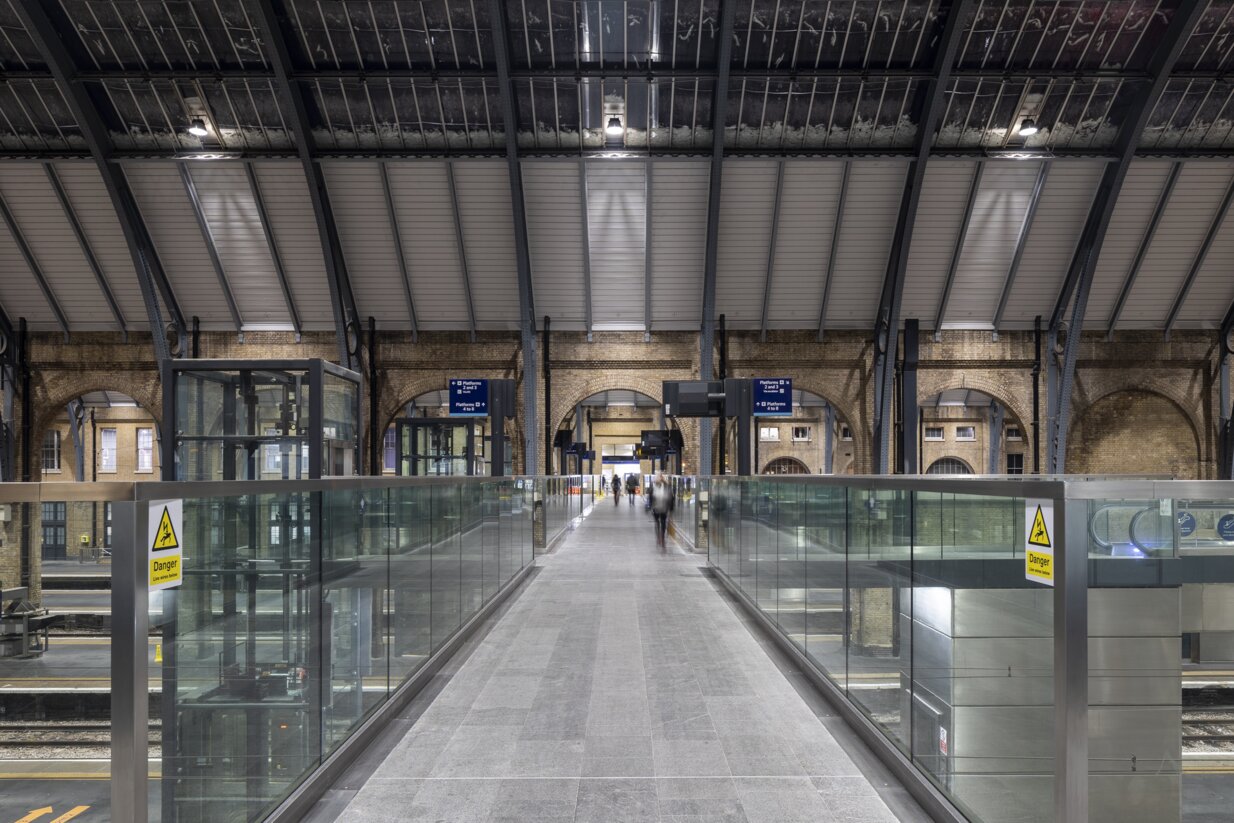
446,161,478,344
1044,3,1207,475
817,161,851,341
44,163,126,337
1164,175,1234,338
871,0,975,474
579,158,593,337
1105,161,1183,339
244,162,302,338
252,0,360,369
14,0,182,360
0,188,69,339
933,160,983,340
378,161,418,342
759,160,786,342
992,160,1052,334
177,163,243,333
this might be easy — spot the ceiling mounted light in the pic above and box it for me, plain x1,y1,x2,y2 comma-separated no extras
1017,118,1039,137
188,118,208,137
606,116,623,137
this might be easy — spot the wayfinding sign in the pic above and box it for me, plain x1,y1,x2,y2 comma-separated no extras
1218,514,1234,542
1177,510,1197,538
1024,498,1054,586
449,379,489,417
149,499,183,591
752,378,792,417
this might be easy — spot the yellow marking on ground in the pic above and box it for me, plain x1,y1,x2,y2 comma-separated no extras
49,807,90,823
14,807,53,823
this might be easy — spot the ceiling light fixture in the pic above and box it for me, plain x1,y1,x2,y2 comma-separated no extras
1018,118,1039,137
188,118,208,137
606,116,623,137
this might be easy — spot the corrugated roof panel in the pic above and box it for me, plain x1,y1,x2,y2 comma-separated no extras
123,163,234,329
901,160,980,327
588,160,647,330
1177,167,1234,327
1001,160,1104,327
384,161,471,331
250,162,336,331
1086,160,1177,329
825,162,907,328
0,163,116,330
185,163,291,328
649,161,708,329
451,161,520,329
47,163,147,329
523,160,587,330
0,210,54,329
322,162,409,329
1119,162,1234,328
716,159,779,327
944,160,1044,326
765,161,845,329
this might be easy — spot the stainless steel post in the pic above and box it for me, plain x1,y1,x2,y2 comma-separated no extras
111,500,149,823
1056,496,1089,822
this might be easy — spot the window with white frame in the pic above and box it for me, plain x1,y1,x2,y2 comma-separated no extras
791,426,811,442
1006,426,1022,441
99,429,117,472
840,425,853,441
955,425,976,441
759,426,780,442
924,426,944,441
42,429,61,472
136,428,153,473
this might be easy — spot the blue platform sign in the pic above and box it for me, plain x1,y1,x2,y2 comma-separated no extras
752,378,792,417
1218,514,1234,542
449,379,489,417
1177,510,1197,538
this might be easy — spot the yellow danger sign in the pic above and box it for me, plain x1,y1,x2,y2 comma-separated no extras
1028,505,1051,548
153,506,179,550
1024,498,1054,586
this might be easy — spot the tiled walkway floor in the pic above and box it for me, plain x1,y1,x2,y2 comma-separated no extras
332,500,923,822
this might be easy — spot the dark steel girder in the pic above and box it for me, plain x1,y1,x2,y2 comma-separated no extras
872,0,976,474
992,160,1052,333
252,0,360,369
933,160,983,340
488,0,538,473
14,0,182,360
1045,2,1208,474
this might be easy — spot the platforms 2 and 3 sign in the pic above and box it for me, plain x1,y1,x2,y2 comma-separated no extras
149,499,184,591
449,379,489,417
1024,498,1054,586
752,378,792,417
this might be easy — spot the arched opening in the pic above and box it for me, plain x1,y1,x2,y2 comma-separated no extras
554,389,666,477
763,456,809,475
920,388,1027,475
725,388,854,475
926,457,974,476
382,388,515,476
1066,389,1200,479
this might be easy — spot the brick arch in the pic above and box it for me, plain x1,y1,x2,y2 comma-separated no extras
779,380,869,475
1071,376,1206,459
916,371,1034,463
1065,387,1201,479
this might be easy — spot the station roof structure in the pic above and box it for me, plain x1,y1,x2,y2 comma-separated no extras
0,1,1233,339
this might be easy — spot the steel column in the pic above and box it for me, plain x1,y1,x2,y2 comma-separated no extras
244,161,303,338
178,163,243,332
1165,176,1234,337
900,319,919,474
1106,161,1182,338
824,403,834,474
992,160,1052,333
579,158,594,336
68,400,84,481
1057,497,1090,823
817,161,851,340
933,161,983,340
871,0,976,473
987,401,1004,474
378,161,419,341
1046,3,1207,473
759,160,786,342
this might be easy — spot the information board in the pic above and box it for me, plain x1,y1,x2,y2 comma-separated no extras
449,379,489,417
1177,510,1197,538
752,378,792,417
149,499,183,591
1024,498,1054,586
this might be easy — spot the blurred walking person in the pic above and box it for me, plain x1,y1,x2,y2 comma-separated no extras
650,473,675,550
611,474,622,506
625,474,639,506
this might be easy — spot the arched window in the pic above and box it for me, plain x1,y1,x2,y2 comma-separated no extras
763,457,809,475
926,457,973,475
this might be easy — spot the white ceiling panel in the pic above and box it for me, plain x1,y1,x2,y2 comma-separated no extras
1176,169,1234,328
249,162,336,331
1086,160,1178,329
1001,159,1104,327
384,161,471,330
649,161,708,329
944,160,1044,327
0,207,54,329
123,163,234,329
451,161,520,328
825,162,907,328
1119,161,1234,328
523,160,587,330
901,160,980,327
322,162,410,328
716,159,778,326
186,163,291,329
0,163,115,330
765,161,845,329
47,162,147,329
587,160,647,330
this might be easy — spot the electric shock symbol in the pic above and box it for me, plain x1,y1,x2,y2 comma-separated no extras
1028,505,1051,548
153,506,179,551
